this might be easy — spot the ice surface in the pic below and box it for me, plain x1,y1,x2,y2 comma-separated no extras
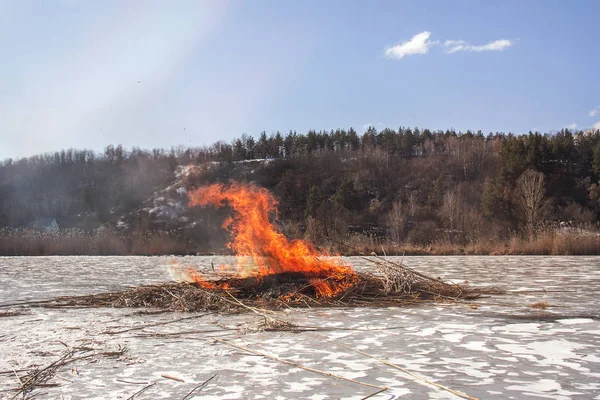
0,256,599,399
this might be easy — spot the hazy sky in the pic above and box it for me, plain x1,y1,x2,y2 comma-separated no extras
1,0,599,160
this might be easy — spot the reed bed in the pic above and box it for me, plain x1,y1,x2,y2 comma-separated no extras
0,228,191,256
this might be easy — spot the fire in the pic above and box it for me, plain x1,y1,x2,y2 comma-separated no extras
187,182,358,297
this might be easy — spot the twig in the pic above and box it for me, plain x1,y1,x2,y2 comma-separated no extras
224,293,402,333
164,289,186,310
224,291,278,320
320,235,448,284
10,347,126,399
361,386,388,399
0,299,57,308
222,291,298,332
213,338,386,392
0,369,30,376
57,340,70,349
320,336,478,400
0,310,26,317
161,374,185,382
116,379,150,385
55,375,73,383
133,328,235,338
12,369,24,390
105,314,209,334
126,382,156,400
10,350,75,400
181,374,217,400
506,289,576,294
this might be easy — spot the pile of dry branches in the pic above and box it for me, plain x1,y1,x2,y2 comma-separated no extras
20,257,500,313
37,283,238,312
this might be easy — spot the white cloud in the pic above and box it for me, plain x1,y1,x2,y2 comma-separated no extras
385,33,513,60
593,122,600,130
444,39,513,54
443,40,467,54
590,108,599,117
565,123,577,130
474,39,513,52
385,31,436,59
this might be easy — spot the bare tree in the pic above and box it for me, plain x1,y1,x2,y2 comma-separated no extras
515,169,549,239
387,200,406,243
408,192,417,224
440,189,459,231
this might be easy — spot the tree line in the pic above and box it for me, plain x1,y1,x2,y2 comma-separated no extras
1,126,600,253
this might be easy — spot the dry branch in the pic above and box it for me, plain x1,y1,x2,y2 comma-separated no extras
360,386,389,400
181,374,217,400
28,271,495,313
10,346,126,399
0,310,27,318
105,314,209,334
213,338,387,392
116,379,150,385
161,374,185,383
319,336,479,400
126,382,156,400
11,255,501,316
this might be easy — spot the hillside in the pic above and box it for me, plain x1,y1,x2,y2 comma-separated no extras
1,127,600,255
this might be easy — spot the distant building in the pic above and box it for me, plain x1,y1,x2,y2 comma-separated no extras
33,218,59,233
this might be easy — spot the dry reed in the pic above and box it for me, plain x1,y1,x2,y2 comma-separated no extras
20,258,500,313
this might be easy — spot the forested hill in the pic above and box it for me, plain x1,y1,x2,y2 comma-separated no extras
1,127,600,254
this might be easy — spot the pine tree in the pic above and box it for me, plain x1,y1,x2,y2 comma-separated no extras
592,141,600,176
481,177,496,218
305,185,321,220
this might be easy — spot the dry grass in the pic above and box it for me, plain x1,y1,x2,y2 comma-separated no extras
2,227,598,256
0,229,192,256
22,258,500,313
508,230,600,255
530,301,551,310
10,346,126,398
0,229,127,256
129,232,191,256
337,228,600,256
38,283,239,312
0,310,26,318
29,279,466,312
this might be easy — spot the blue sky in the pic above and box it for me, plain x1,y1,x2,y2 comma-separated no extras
1,0,599,159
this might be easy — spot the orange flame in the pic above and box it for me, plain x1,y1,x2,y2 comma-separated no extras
188,182,357,297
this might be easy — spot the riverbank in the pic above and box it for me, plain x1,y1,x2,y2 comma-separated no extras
1,228,599,256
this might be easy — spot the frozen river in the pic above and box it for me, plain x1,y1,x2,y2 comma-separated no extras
1,256,599,399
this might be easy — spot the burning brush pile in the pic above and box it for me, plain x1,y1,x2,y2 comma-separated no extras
41,183,495,312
